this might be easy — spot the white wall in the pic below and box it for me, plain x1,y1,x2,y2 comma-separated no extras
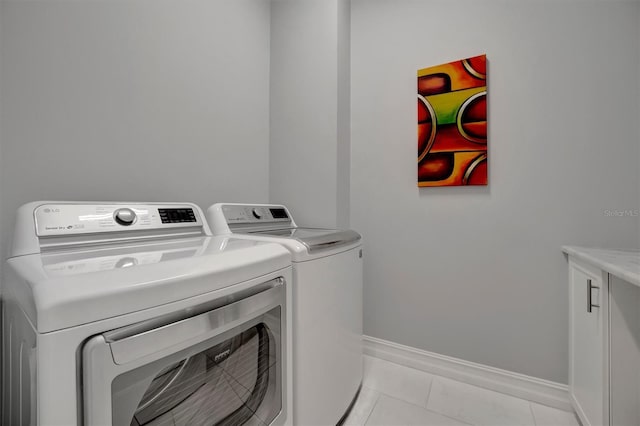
0,7,3,422
0,0,271,254
269,0,350,228
336,0,351,229
351,0,640,383
0,3,270,420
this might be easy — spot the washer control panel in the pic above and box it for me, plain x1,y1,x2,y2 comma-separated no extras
34,203,202,237
222,204,291,226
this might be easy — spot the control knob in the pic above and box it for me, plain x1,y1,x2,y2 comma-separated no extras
115,257,138,268
252,208,262,219
114,208,136,226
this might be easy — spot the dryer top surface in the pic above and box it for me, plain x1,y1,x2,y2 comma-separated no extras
5,236,291,333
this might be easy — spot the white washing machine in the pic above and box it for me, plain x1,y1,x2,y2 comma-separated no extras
207,203,363,426
2,201,293,426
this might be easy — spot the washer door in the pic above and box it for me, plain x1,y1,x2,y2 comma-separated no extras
82,280,286,426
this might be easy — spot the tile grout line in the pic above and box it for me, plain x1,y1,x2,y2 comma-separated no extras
376,392,474,426
422,403,475,426
529,401,538,426
420,374,544,426
362,390,381,426
419,394,474,426
424,374,435,408
435,411,474,426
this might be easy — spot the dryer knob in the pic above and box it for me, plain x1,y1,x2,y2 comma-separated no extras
115,257,138,268
114,208,136,226
252,208,262,219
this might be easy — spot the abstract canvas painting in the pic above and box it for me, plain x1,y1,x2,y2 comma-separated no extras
417,54,487,186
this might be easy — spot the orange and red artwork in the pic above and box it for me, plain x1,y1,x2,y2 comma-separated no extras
417,54,487,186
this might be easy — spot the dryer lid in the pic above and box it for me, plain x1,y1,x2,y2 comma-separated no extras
249,228,361,253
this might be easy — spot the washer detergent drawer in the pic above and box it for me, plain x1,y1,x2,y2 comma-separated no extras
82,280,287,426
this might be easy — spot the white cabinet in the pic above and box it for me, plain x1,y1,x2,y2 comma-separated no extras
568,258,608,426
567,253,640,426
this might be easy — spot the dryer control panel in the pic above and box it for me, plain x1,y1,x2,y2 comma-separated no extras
221,205,291,226
207,203,297,235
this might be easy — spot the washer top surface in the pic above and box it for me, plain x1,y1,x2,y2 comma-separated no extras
6,201,291,333
206,203,362,261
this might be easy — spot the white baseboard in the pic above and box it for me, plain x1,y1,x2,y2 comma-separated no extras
363,335,573,412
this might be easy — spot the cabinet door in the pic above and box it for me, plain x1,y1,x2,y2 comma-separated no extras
569,260,608,426
608,275,640,426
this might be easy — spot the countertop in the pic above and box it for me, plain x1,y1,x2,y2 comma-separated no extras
563,246,640,287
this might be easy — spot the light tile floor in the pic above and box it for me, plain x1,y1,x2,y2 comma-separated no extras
344,356,580,426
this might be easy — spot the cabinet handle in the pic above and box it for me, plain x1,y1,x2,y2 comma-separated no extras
587,279,600,313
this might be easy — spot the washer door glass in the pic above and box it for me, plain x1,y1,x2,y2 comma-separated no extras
110,307,281,426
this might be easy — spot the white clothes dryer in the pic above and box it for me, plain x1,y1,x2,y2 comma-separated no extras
2,201,293,426
207,203,363,426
